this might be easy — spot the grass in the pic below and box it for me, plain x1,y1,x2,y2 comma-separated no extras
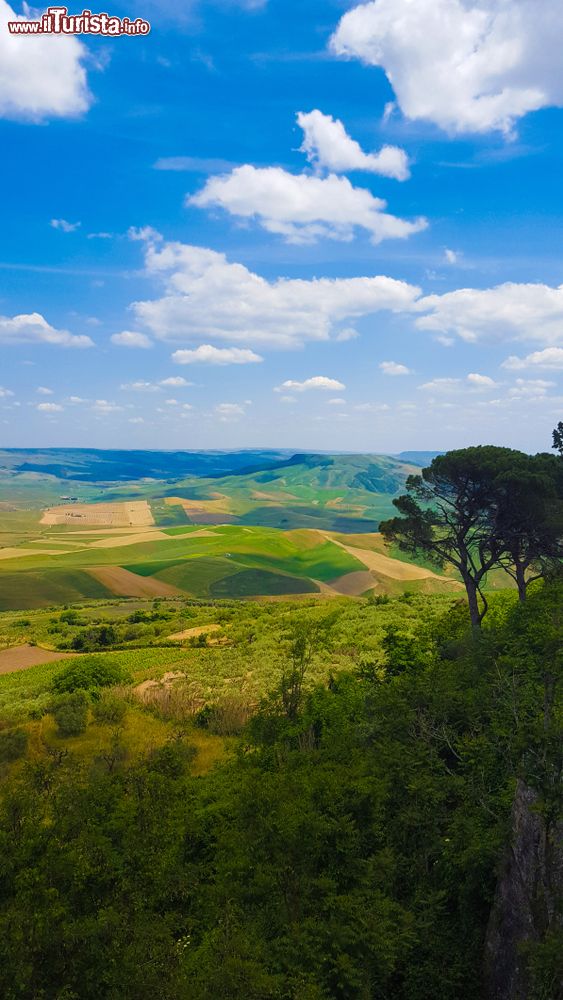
210,569,319,598
0,569,113,610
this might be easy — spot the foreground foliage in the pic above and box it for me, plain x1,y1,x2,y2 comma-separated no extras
0,581,560,999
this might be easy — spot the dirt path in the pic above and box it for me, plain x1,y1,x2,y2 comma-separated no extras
87,566,186,599
0,645,76,676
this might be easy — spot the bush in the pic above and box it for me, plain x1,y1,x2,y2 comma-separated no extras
70,625,118,652
52,658,129,695
52,692,89,737
0,728,28,763
92,694,127,726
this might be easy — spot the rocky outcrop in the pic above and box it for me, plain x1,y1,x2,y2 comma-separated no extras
484,780,563,1000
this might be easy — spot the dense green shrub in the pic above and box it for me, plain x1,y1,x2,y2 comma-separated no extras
52,658,129,695
0,727,28,762
52,692,89,736
92,693,127,726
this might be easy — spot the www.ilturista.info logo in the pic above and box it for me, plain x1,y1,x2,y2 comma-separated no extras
8,6,150,35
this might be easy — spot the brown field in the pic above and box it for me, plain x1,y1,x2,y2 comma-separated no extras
87,566,186,599
41,500,154,528
0,644,76,676
165,495,233,517
329,571,376,596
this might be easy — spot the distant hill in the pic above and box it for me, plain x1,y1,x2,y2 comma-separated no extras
0,450,421,531
0,448,294,483
393,451,442,466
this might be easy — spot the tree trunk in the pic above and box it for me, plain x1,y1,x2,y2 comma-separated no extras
462,573,482,630
515,561,528,603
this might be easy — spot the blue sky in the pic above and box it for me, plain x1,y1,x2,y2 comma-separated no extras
1,0,562,453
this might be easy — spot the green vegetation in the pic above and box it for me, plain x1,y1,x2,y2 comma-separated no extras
0,579,559,999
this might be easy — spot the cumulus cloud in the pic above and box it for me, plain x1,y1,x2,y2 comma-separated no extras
0,313,93,348
131,237,421,349
508,378,556,398
419,378,461,394
467,373,498,387
120,381,160,392
36,386,53,395
172,345,263,365
297,109,409,180
92,399,123,414
0,387,14,398
331,0,563,135
50,219,80,233
0,1,92,121
159,376,193,387
111,331,153,349
37,402,63,412
189,165,426,244
502,347,563,370
215,402,246,420
275,376,346,393
380,361,411,376
420,374,499,393
415,282,563,345
444,248,461,264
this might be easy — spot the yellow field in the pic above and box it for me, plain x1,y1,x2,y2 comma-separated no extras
41,500,154,527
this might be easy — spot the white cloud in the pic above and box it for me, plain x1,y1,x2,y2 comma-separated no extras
297,109,409,180
0,0,92,121
275,376,346,393
331,0,563,135
0,313,93,348
0,387,14,398
172,344,263,365
129,417,145,424
159,376,193,387
131,237,421,349
415,283,563,345
111,331,153,349
189,165,426,244
50,218,80,233
120,381,160,392
92,399,123,414
509,378,555,398
334,327,359,342
36,386,53,395
467,373,498,388
419,374,499,394
215,402,245,420
327,398,347,406
355,402,390,412
444,248,461,264
88,232,113,240
68,396,86,403
37,402,63,412
380,360,411,376
502,347,563,370
165,399,179,406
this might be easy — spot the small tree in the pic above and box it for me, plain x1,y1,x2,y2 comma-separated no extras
553,421,563,457
53,692,89,737
381,447,521,630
